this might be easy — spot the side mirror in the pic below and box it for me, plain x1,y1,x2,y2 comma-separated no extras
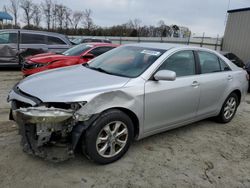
82,53,94,59
154,70,176,81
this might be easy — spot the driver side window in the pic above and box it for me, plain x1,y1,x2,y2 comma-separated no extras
159,50,196,77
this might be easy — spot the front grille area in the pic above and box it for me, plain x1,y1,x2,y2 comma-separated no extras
12,100,32,109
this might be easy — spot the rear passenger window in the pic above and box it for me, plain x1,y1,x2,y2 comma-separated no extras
47,36,66,45
159,50,196,77
198,51,221,73
219,59,231,71
21,33,45,44
93,39,102,42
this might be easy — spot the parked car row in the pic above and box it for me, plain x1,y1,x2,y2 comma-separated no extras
0,29,72,67
72,38,112,45
0,29,112,68
22,43,118,76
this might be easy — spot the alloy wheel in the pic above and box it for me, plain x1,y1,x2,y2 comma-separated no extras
223,97,237,120
96,121,128,158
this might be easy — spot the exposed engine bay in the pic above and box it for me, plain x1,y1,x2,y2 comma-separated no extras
10,97,95,162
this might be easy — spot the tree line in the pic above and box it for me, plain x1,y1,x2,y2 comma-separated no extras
2,0,191,38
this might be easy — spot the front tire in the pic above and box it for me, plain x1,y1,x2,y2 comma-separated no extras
216,93,239,123
83,109,134,164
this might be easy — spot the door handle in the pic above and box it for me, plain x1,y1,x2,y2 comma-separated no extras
227,75,233,81
191,81,200,87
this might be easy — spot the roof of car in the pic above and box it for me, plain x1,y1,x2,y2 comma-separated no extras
85,42,119,47
83,38,110,40
219,51,230,55
125,43,187,50
0,29,67,38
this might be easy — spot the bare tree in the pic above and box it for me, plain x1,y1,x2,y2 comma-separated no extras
72,11,83,30
3,5,8,12
157,20,166,37
20,0,34,27
82,9,94,31
51,3,58,29
128,19,141,30
42,0,52,30
127,18,142,37
32,4,41,27
64,7,72,30
8,0,19,27
56,4,66,30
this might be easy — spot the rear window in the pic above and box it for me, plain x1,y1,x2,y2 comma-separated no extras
0,32,17,44
198,51,221,74
47,36,66,45
62,44,92,56
21,33,45,44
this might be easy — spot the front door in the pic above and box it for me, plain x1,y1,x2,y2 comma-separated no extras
144,50,200,133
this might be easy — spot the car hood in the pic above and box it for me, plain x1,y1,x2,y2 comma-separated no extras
29,54,78,64
18,65,130,102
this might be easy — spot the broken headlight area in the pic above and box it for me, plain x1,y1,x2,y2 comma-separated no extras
22,61,49,69
12,102,89,162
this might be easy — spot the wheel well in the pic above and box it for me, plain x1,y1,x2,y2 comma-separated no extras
231,90,241,104
108,107,140,139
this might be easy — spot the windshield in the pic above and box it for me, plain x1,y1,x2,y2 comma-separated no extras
87,46,166,78
72,38,82,45
62,44,92,56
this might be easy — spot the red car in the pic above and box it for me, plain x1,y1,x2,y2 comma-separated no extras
22,43,119,76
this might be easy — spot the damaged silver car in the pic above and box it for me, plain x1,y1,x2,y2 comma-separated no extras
8,43,249,164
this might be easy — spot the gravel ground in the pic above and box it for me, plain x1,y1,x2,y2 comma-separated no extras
0,70,250,188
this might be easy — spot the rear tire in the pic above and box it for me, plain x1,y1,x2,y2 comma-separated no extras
216,93,239,123
83,109,134,164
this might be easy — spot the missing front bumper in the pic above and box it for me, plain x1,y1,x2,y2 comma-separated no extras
13,107,76,162
20,123,74,162
10,104,97,162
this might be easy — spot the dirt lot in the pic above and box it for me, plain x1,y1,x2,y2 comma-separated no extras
0,70,250,188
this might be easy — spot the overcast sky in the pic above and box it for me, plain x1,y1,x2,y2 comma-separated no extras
1,0,250,37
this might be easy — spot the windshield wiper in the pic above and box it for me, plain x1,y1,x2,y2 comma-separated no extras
82,63,89,67
82,64,127,77
89,67,113,75
82,64,110,74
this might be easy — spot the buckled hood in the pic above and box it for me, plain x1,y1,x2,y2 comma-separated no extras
17,65,130,102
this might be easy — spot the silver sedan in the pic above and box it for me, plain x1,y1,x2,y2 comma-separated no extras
8,43,249,164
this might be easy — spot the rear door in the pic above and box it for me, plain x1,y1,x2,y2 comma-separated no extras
0,31,19,66
195,51,232,116
20,33,48,52
47,36,70,53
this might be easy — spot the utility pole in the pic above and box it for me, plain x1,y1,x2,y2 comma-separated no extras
224,0,231,25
